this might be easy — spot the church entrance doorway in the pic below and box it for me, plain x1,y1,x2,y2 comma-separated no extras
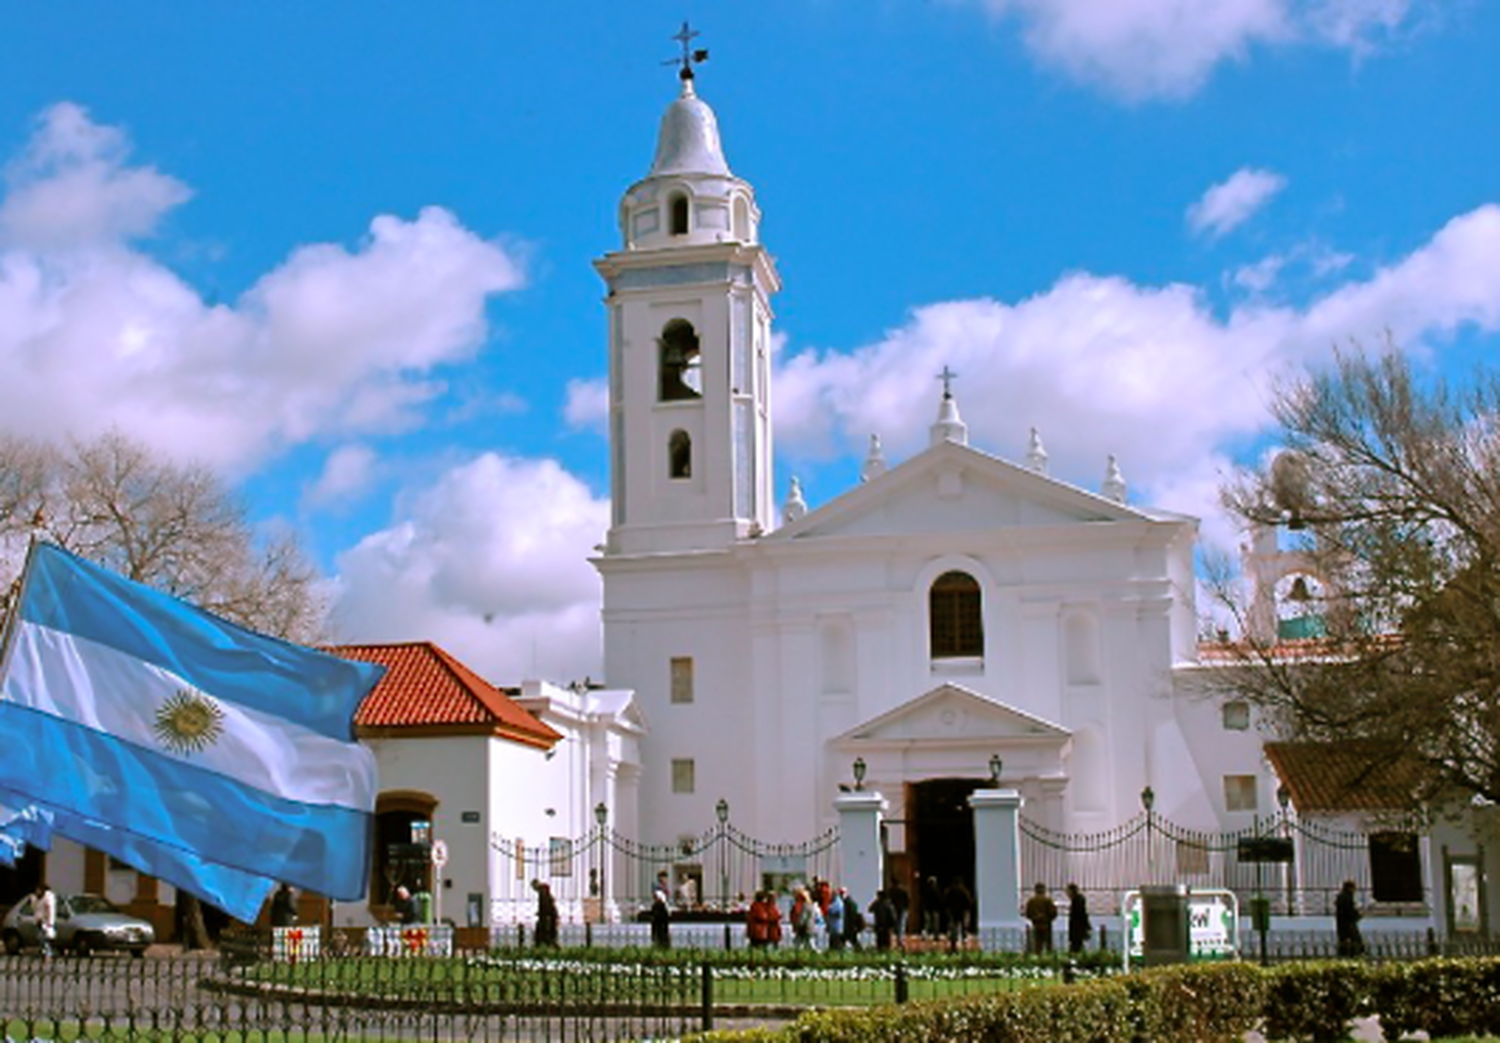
906,776,984,937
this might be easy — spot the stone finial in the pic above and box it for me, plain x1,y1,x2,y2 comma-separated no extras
930,391,968,447
1026,427,1049,474
860,434,887,483
784,476,808,522
1102,455,1127,503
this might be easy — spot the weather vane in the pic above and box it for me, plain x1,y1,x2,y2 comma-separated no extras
664,21,709,81
937,365,959,398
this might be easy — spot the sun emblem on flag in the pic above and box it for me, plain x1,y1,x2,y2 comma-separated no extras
153,688,226,754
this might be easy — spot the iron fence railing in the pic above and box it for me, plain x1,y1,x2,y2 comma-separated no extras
0,950,704,1042
487,821,841,925
1019,809,1430,918
7,930,1500,1041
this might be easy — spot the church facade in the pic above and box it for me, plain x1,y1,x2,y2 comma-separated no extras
591,67,1269,902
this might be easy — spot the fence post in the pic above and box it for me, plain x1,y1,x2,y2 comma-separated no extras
1098,923,1108,952
585,922,592,948
701,962,714,1032
1427,927,1439,956
725,923,732,950
894,963,909,1004
517,923,525,948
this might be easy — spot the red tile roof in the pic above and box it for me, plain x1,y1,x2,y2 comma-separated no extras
1264,740,1424,813
331,642,561,749
1196,634,1401,665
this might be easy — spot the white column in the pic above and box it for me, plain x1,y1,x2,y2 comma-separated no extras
835,790,887,906
971,788,1025,931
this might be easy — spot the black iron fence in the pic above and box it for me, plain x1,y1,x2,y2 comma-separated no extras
0,944,1112,1040
1020,808,1429,918
7,930,1500,1041
0,950,704,1042
488,821,841,927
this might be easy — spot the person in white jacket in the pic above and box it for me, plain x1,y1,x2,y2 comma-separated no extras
34,882,57,958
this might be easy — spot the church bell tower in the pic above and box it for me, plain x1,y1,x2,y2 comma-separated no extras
594,43,780,556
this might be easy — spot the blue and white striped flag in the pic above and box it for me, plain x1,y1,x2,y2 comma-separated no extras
0,542,384,922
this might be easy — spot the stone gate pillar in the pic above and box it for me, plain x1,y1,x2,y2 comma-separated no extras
970,788,1025,931
835,789,887,906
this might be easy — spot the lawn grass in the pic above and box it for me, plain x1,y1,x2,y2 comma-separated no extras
233,947,1076,1009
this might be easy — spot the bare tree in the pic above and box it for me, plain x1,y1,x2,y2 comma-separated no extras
1218,347,1500,805
1,431,326,642
0,430,329,945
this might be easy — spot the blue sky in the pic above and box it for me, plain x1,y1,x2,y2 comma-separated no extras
1,2,1497,682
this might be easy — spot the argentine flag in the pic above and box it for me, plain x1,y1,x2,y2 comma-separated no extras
0,542,384,922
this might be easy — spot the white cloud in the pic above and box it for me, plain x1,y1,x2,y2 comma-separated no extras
331,453,608,684
563,377,608,433
1233,253,1288,292
971,0,1423,100
0,103,191,249
1307,0,1413,52
773,202,1500,539
1188,168,1287,239
304,444,379,509
0,106,526,473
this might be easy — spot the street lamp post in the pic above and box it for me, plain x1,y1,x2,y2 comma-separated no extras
594,802,608,921
989,754,1003,786
1277,785,1296,915
1141,786,1156,883
852,757,867,791
715,798,730,911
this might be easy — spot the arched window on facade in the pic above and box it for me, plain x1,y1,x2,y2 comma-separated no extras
669,193,690,236
659,320,702,400
668,429,692,479
929,570,983,659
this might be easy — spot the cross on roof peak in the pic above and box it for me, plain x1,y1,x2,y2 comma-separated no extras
936,365,959,398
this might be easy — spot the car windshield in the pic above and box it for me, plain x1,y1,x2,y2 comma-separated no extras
66,895,119,915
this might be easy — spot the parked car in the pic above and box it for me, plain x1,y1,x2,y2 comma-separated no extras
2,893,154,957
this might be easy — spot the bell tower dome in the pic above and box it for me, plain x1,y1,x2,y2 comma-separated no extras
595,52,780,556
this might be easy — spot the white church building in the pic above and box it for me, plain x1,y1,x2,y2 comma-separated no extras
598,66,1218,878
588,61,1493,938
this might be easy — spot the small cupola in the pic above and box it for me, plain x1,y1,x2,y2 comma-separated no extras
617,47,761,252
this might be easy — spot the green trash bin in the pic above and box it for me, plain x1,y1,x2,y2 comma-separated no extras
1141,884,1190,966
414,890,433,924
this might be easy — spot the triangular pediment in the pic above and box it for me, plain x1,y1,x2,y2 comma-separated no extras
590,688,650,734
769,440,1176,543
833,684,1070,745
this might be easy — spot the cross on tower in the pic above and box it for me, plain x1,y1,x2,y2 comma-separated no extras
664,21,710,81
936,365,959,398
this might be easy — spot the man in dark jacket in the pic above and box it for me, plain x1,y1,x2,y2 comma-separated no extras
942,877,973,952
1335,880,1364,957
1065,882,1090,954
870,890,897,951
1024,882,1058,953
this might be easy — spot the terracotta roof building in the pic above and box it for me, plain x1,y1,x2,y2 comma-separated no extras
332,641,561,748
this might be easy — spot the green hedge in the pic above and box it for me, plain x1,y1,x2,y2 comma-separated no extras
688,957,1500,1043
690,964,1258,1043
1369,957,1500,1040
